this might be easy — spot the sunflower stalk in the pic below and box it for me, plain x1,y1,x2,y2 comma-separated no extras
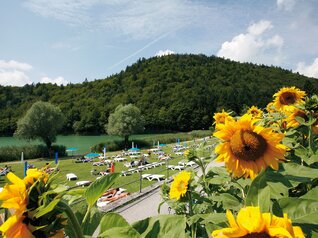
231,177,246,200
57,200,84,238
188,192,196,238
82,205,91,225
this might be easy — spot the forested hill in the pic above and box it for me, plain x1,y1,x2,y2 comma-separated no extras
1,54,318,135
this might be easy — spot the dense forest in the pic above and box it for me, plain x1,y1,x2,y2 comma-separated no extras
0,54,317,136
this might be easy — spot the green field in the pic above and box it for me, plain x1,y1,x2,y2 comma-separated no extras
0,137,216,194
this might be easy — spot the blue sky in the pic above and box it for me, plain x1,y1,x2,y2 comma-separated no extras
1,0,318,86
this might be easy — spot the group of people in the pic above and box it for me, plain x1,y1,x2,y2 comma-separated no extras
130,157,149,167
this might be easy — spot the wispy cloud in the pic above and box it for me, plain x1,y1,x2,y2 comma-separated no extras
24,0,214,39
277,0,296,11
217,20,284,65
107,31,172,70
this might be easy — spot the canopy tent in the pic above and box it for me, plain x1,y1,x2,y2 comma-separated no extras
128,147,140,151
84,153,100,158
66,147,78,156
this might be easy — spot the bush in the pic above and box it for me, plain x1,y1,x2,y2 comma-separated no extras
0,145,66,162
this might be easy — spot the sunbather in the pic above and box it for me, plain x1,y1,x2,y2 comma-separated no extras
101,191,129,202
102,188,119,197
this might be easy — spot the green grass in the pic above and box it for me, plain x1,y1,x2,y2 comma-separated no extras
0,137,216,194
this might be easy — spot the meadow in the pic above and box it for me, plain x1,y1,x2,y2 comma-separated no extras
0,136,216,193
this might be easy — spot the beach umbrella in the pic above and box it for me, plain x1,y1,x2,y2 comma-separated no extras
85,152,100,158
66,147,78,156
128,147,140,151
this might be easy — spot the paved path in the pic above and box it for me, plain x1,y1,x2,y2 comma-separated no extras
93,160,223,236
116,186,170,223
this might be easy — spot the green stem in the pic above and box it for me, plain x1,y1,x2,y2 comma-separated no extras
82,205,91,225
308,125,314,153
188,192,196,238
232,177,246,201
58,200,84,238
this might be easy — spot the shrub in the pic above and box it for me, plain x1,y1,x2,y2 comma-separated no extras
0,145,66,162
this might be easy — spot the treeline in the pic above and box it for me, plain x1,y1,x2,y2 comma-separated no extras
0,54,317,135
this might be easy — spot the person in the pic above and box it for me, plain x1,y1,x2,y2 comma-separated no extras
105,192,129,202
110,161,115,173
102,188,119,198
100,188,129,202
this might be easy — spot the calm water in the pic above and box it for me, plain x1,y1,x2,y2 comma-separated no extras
0,135,122,155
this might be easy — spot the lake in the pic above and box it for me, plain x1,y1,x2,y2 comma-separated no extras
0,135,123,155
0,132,197,155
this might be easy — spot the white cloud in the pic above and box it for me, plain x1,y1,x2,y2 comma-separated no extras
247,20,272,36
277,0,296,11
24,0,213,39
295,58,318,78
0,60,33,86
217,20,284,65
40,76,69,85
155,49,175,57
0,60,32,71
0,70,32,86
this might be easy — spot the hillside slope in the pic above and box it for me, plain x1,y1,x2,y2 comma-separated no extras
0,54,317,135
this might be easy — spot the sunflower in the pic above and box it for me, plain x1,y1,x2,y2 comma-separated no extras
284,108,308,128
212,206,305,238
24,168,49,185
247,106,263,118
0,214,34,238
184,150,190,157
0,173,27,215
266,102,276,113
213,114,287,179
273,87,306,112
213,110,234,130
169,171,191,200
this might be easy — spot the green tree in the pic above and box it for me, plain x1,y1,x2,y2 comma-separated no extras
106,104,144,148
14,101,65,151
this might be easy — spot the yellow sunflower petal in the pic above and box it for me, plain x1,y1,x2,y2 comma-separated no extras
226,210,238,228
212,227,247,238
267,227,293,238
292,226,305,238
236,207,265,233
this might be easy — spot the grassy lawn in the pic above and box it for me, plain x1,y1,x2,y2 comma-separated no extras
0,137,216,194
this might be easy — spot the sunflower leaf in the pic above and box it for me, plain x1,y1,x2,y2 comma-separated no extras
132,214,187,238
246,169,292,212
84,173,119,207
98,213,140,238
278,198,318,224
